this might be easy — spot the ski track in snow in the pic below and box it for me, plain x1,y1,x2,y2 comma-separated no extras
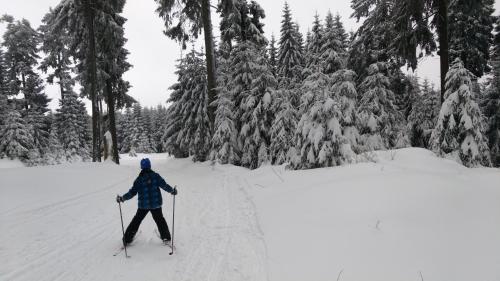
0,159,268,281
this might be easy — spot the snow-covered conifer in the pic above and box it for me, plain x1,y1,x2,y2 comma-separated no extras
449,0,495,78
320,11,343,74
43,122,65,165
0,107,33,160
268,35,278,77
164,49,211,161
332,69,359,150
407,79,440,148
304,14,323,74
277,2,304,81
430,59,490,167
1,15,40,107
211,43,239,164
270,89,298,165
357,62,402,151
481,17,500,166
132,103,153,154
56,91,90,162
239,46,277,169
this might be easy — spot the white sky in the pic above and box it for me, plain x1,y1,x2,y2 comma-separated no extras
0,0,499,111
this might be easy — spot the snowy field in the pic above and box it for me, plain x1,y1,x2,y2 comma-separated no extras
0,148,499,281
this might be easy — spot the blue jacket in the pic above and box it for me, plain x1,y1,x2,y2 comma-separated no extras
122,169,174,209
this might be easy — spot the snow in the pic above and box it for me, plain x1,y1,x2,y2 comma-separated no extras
1,149,499,281
0,158,25,169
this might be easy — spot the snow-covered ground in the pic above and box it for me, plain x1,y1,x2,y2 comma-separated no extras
0,148,499,281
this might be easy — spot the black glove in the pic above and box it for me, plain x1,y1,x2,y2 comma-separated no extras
116,195,123,203
171,188,177,196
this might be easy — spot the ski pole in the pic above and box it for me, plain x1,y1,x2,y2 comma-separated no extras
170,186,177,255
118,199,129,258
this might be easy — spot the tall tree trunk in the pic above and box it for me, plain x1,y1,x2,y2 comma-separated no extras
201,0,216,128
437,0,449,104
21,73,28,110
105,77,120,164
83,0,101,162
57,54,65,100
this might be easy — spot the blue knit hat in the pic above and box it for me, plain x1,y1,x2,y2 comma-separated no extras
140,158,151,170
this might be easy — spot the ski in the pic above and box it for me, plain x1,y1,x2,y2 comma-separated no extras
154,229,176,251
113,247,127,257
113,231,141,257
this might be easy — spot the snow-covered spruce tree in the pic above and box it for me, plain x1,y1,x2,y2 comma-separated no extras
0,49,8,126
119,107,134,153
270,89,298,165
177,49,211,161
132,103,153,154
481,17,500,166
141,107,154,152
349,0,403,84
0,15,40,109
150,105,168,153
24,74,51,154
293,75,356,169
331,69,359,151
0,107,33,160
164,49,211,161
448,0,495,78
39,8,74,101
430,59,490,167
56,90,91,162
320,11,345,75
43,121,65,165
277,2,304,82
268,34,278,77
333,13,349,55
407,79,440,148
162,64,186,158
239,46,277,169
303,14,323,76
357,62,402,151
210,42,239,165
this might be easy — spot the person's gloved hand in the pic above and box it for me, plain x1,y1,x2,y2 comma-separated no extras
116,195,124,203
171,188,178,196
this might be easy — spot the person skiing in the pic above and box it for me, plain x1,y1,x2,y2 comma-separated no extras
116,158,177,245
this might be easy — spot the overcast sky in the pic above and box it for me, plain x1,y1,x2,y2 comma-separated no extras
1,0,499,111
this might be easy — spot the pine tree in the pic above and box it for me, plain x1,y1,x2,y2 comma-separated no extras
449,0,495,78
39,8,74,100
332,69,359,150
239,47,277,169
430,59,490,167
481,17,500,166
164,49,211,161
407,79,440,148
277,2,304,82
268,34,278,77
0,49,8,124
211,43,239,164
357,62,402,151
119,108,134,154
43,121,65,165
333,13,349,54
56,91,91,162
320,11,343,75
270,89,298,165
130,103,153,154
0,107,33,160
150,105,168,153
1,15,40,110
304,14,323,74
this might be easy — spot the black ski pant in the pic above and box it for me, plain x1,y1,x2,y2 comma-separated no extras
124,208,171,243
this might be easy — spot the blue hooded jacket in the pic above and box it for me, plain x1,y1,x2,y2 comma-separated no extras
122,169,174,209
